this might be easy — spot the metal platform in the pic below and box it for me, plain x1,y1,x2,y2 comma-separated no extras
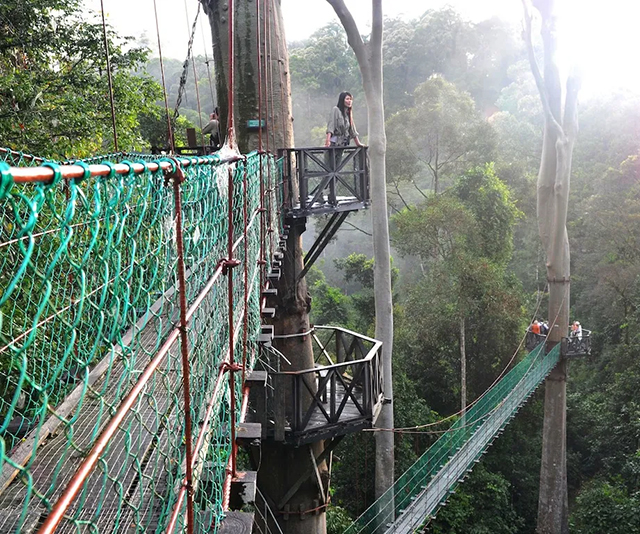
279,146,370,219
251,326,384,446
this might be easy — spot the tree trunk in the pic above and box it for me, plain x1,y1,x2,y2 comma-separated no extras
327,0,395,506
523,1,580,532
202,2,324,533
259,219,328,534
202,0,293,153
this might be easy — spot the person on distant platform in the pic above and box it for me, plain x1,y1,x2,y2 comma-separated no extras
325,92,363,172
202,107,221,150
530,320,541,335
571,321,582,340
540,320,549,335
325,91,363,148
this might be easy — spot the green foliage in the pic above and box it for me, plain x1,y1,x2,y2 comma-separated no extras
426,464,524,534
452,163,523,266
571,480,640,534
386,77,497,196
334,253,399,333
383,10,522,114
392,166,524,411
0,1,162,158
310,274,352,327
289,23,361,97
327,504,354,534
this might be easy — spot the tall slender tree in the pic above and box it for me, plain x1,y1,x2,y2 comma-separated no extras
522,1,581,532
325,0,395,503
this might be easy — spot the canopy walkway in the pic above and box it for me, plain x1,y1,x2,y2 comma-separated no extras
0,145,573,534
0,148,283,533
345,342,561,534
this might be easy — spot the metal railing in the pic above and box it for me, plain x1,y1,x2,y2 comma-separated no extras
346,343,561,534
526,329,592,357
262,326,383,444
525,331,545,351
278,146,370,217
563,329,592,357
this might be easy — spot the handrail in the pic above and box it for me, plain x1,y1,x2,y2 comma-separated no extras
278,146,370,217
261,325,384,444
314,324,381,347
273,345,381,376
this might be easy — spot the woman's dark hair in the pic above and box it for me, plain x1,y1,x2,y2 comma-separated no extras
336,91,353,115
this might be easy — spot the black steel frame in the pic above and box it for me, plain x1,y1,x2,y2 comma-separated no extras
279,146,370,218
263,326,384,445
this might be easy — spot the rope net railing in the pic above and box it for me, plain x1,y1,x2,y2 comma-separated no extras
345,342,561,534
0,149,282,533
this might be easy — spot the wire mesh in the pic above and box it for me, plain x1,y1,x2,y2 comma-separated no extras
0,150,278,533
346,343,561,534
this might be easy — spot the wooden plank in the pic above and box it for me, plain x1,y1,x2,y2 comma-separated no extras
0,306,180,533
237,423,262,442
0,287,176,495
230,471,257,509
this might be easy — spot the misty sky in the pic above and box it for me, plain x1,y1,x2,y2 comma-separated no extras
83,0,640,96
85,0,521,60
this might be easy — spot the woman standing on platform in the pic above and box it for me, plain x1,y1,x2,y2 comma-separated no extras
325,91,364,148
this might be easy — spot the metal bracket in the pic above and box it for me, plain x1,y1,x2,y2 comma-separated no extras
276,436,344,510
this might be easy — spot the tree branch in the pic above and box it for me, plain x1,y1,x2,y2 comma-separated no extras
326,0,368,68
370,0,383,79
521,0,564,140
411,180,429,200
344,220,373,236
563,67,582,141
389,181,411,210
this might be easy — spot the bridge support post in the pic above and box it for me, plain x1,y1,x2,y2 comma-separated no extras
256,217,329,534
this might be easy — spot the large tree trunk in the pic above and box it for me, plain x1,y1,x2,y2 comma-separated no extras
203,0,293,153
202,2,324,533
327,0,395,506
523,1,580,532
460,316,466,421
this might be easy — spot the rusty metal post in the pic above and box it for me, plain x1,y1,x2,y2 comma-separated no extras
171,161,196,534
227,165,238,477
242,161,249,386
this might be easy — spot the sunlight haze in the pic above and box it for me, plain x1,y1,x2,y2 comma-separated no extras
83,0,640,97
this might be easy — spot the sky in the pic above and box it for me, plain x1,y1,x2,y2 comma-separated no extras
84,0,640,97
84,0,522,60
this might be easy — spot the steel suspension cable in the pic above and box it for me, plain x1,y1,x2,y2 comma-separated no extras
256,0,266,294
152,0,175,153
266,0,276,152
183,0,206,150
99,0,119,152
226,0,236,148
366,283,551,434
200,18,216,109
172,4,202,127
263,0,275,254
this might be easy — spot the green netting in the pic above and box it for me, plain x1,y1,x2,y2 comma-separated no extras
0,147,55,167
0,150,278,533
346,343,561,534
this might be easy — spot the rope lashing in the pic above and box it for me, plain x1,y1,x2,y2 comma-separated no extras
0,162,14,198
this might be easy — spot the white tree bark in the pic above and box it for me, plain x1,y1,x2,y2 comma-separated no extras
326,0,395,505
522,1,580,532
